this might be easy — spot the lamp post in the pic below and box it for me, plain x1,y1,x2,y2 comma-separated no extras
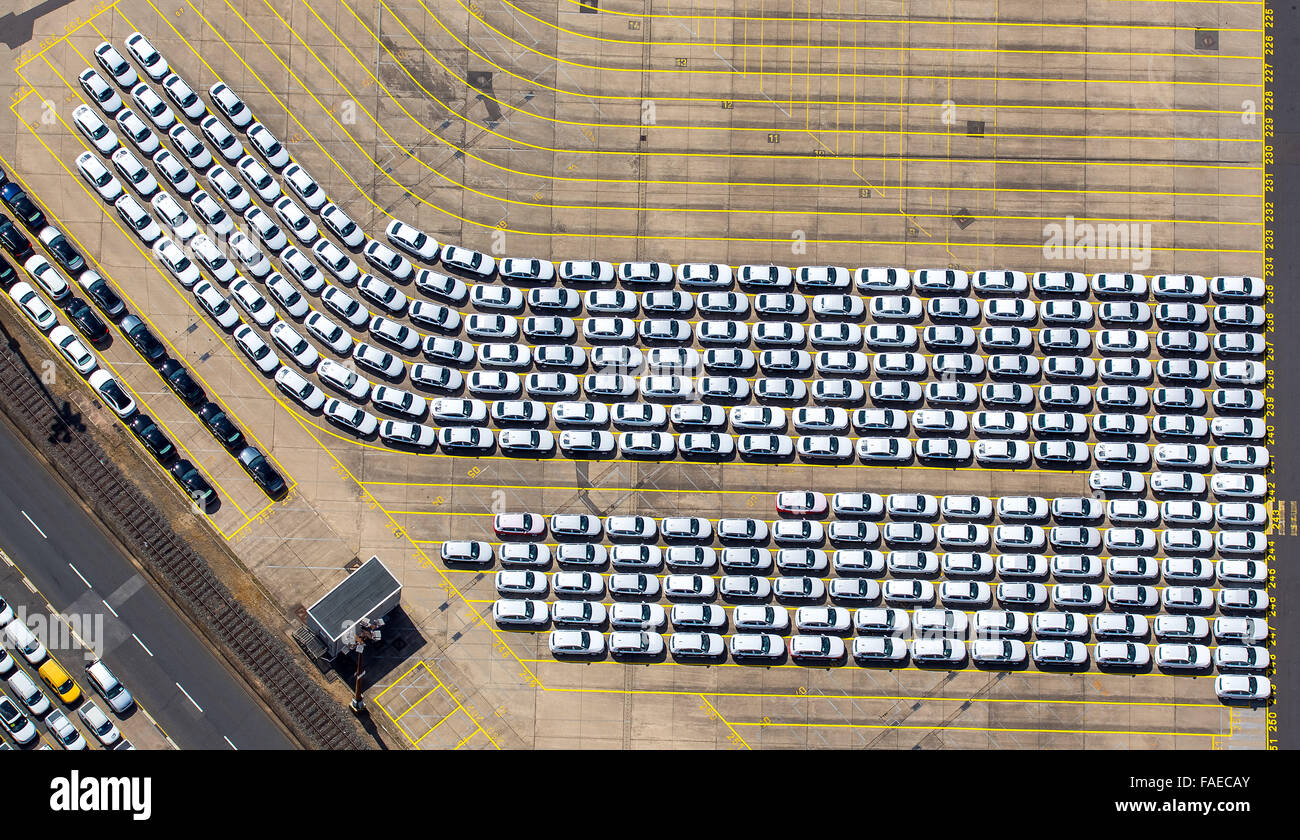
346,617,383,714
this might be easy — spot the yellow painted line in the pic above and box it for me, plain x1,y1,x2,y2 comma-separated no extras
8,73,293,533
540,683,1223,709
455,0,1260,87
377,1,1263,148
556,0,1263,30
697,694,750,749
150,1,1264,250
0,121,257,525
413,707,461,745
392,684,447,723
12,0,121,72
519,657,1231,682
724,719,1216,736
489,0,1262,61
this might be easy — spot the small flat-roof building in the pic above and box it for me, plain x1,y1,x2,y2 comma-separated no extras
305,556,402,658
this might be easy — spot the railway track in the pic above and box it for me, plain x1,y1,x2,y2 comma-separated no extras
0,341,367,751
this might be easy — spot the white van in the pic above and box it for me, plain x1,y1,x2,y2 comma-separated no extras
7,669,51,716
4,620,48,665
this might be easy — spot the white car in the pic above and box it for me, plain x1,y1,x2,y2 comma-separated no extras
363,240,413,281
247,122,290,169
272,195,318,244
129,82,175,131
153,237,199,286
909,638,965,666
48,325,97,376
205,165,251,212
385,219,439,261
324,398,379,436
971,639,1028,667
275,366,326,410
618,431,676,459
85,369,136,418
236,155,280,202
8,282,56,331
1154,643,1212,670
1031,640,1088,667
161,73,204,120
111,147,158,198
441,244,495,278
282,162,326,210
304,311,352,356
368,384,425,420
352,342,404,379
549,630,605,657
492,598,549,629
192,280,239,329
205,79,252,126
358,274,408,315
269,321,320,370
317,203,364,248
1215,675,1272,702
75,151,123,201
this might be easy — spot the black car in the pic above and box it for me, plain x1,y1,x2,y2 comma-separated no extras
64,298,109,344
197,402,245,452
128,414,176,465
81,275,126,320
119,314,165,365
0,184,46,232
168,459,215,510
39,229,85,276
0,215,34,261
160,359,205,409
237,446,287,499
0,255,16,291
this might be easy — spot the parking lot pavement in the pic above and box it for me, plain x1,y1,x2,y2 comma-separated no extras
0,0,1271,748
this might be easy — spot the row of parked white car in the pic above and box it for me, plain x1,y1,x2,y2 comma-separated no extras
395,279,1267,333
503,600,1266,643
489,566,1266,611
493,495,1269,536
471,541,1267,585
539,627,1270,700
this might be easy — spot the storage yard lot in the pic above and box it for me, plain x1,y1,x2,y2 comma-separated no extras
0,0,1272,748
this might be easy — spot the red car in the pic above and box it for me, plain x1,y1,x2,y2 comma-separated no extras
493,512,546,538
775,491,828,516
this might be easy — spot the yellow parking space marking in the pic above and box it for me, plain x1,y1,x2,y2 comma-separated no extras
0,134,262,529
373,660,499,749
456,0,1259,88
725,719,1216,737
557,0,1263,29
492,0,1262,61
520,656,1230,683
12,0,122,72
147,1,1262,250
6,77,292,535
390,0,1262,150
542,683,1222,710
696,694,750,749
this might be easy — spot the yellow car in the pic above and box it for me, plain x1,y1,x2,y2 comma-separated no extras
38,659,82,704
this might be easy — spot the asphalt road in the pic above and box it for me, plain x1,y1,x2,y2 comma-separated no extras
1270,0,1295,751
0,417,295,750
